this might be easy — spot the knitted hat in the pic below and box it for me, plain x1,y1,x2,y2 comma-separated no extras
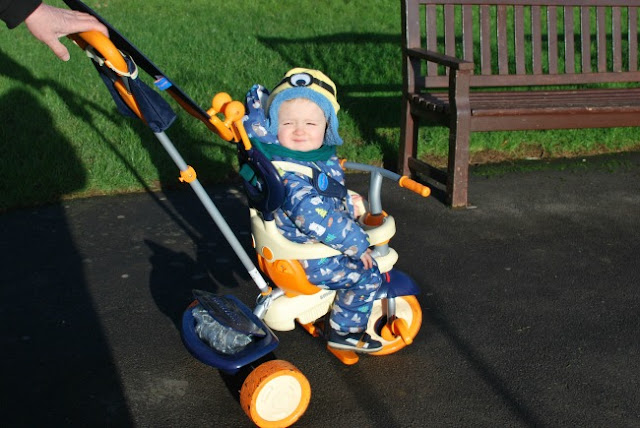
266,68,343,146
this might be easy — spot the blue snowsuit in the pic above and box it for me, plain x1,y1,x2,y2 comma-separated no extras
271,153,382,334
243,83,382,334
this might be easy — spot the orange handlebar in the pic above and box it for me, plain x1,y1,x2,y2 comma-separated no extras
206,93,253,149
399,176,431,198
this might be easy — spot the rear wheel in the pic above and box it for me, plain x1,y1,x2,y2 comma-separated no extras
366,295,422,356
240,360,311,427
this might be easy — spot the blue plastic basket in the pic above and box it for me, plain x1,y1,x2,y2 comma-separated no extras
181,294,279,374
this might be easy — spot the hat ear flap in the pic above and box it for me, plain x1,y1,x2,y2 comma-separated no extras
324,112,343,146
244,84,279,145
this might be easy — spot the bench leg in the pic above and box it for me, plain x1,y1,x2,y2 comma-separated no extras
398,98,418,176
446,119,470,209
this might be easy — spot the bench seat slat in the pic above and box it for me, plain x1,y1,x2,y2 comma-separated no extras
410,88,640,125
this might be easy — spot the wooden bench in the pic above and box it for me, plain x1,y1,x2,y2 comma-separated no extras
399,0,640,208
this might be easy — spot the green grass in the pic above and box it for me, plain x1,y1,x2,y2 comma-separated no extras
1,0,639,211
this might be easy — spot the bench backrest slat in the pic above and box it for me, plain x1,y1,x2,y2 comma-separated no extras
404,0,640,89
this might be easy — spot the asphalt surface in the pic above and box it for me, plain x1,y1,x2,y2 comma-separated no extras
1,152,639,427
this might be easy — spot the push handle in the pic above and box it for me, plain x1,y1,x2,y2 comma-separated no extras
69,30,144,119
72,31,252,147
69,31,127,75
399,176,431,198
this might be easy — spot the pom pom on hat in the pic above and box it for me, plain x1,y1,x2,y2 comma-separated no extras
266,68,343,146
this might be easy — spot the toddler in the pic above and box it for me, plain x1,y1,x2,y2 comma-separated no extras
249,68,383,353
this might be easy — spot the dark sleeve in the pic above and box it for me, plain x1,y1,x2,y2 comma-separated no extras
1,0,42,29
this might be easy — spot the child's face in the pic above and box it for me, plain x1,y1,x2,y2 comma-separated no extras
277,98,327,152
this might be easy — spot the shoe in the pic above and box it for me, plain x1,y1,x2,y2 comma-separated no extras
327,330,382,353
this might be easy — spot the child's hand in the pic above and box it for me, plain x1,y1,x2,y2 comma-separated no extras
360,249,374,270
351,193,364,218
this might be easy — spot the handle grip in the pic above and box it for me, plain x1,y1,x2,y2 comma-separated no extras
69,31,145,119
69,31,127,74
399,176,431,198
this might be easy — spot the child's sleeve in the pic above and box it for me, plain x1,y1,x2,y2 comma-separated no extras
281,173,370,258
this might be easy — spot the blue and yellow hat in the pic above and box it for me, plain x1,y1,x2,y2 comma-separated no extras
266,68,343,146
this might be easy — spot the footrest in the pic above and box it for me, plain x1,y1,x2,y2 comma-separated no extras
326,345,359,365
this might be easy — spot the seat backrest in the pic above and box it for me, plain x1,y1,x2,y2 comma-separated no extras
237,85,286,221
237,145,285,221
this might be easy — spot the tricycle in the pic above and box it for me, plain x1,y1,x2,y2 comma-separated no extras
64,1,430,426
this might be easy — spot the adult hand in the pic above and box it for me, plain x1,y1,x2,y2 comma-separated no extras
24,3,109,61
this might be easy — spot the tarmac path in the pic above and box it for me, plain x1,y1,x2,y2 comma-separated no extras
1,153,639,427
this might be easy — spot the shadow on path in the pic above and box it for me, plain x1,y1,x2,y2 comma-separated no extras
0,52,133,426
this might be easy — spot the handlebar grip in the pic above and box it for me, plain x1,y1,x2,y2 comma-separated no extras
399,176,431,197
69,31,128,75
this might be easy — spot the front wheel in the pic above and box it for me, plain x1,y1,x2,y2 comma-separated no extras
240,360,311,427
366,295,422,356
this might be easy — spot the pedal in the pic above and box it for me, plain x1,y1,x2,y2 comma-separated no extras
392,318,412,345
326,345,359,365
298,321,321,337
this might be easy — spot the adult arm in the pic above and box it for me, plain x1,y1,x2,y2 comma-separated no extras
0,0,41,28
2,1,108,61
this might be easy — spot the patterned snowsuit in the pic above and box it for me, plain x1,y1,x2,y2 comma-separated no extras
273,154,382,334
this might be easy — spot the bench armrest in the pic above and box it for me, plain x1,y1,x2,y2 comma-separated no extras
406,47,474,71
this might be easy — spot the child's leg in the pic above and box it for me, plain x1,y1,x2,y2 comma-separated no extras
306,256,383,352
329,268,382,333
305,256,382,333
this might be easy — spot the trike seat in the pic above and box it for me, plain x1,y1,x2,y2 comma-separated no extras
250,200,398,297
